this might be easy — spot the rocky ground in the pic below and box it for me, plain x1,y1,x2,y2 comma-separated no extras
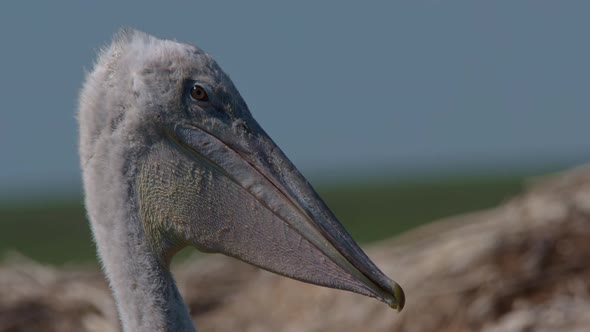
1,166,590,332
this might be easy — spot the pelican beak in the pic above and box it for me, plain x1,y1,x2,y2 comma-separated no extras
169,122,405,311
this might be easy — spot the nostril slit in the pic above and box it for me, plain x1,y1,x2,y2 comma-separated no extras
241,123,251,134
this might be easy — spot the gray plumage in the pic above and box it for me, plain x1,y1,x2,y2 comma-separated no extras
78,29,404,331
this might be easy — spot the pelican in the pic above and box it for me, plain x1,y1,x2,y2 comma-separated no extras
78,29,405,331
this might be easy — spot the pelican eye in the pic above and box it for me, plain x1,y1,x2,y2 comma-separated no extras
190,84,209,102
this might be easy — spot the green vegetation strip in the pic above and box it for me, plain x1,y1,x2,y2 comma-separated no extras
0,175,524,265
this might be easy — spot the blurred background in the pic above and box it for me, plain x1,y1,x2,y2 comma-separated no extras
0,1,588,266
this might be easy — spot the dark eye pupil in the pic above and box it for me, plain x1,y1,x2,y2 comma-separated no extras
191,85,208,101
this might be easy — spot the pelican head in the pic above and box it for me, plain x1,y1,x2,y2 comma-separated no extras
79,30,404,328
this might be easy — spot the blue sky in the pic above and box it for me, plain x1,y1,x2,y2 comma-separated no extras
1,1,589,195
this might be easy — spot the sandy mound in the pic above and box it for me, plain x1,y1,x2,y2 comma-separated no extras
2,166,590,332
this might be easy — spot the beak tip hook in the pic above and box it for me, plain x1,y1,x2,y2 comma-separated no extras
390,283,405,312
